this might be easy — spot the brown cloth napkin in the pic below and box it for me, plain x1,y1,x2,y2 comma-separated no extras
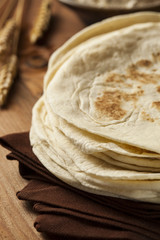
1,132,160,240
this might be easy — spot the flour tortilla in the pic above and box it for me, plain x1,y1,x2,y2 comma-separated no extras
30,97,160,203
46,22,160,154
44,12,160,89
44,12,160,156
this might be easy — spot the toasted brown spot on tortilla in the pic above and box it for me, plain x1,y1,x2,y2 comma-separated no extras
95,89,144,120
136,59,152,68
95,91,126,120
141,111,154,122
106,73,124,83
152,52,160,62
106,60,159,87
152,101,160,110
157,86,160,93
127,65,158,84
106,72,133,88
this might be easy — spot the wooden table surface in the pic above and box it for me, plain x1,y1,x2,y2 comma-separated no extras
0,0,86,239
0,1,46,239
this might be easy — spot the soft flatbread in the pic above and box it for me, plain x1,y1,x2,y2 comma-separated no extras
46,22,160,153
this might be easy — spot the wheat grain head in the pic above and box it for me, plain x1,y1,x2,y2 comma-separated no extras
0,19,17,56
0,54,17,106
30,0,52,43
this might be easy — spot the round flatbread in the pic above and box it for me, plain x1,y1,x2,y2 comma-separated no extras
46,22,160,153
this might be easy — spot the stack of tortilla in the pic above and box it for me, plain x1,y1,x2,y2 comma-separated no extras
30,11,160,203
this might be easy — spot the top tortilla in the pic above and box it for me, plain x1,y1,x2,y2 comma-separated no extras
46,22,160,153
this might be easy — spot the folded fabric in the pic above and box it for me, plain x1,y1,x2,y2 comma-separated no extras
1,132,160,240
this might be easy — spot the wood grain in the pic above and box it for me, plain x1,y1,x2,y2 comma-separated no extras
0,30,44,240
0,0,85,239
0,11,43,239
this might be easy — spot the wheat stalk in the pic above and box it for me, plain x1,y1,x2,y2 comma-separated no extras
0,0,25,107
0,0,17,29
30,0,52,43
0,54,17,106
0,0,25,57
0,0,18,56
0,19,17,55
